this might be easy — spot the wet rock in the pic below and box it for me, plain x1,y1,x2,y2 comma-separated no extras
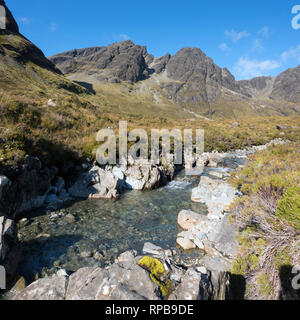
64,214,76,224
176,237,196,250
13,275,68,300
177,210,207,230
143,242,164,257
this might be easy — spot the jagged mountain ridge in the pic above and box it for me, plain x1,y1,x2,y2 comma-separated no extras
49,40,300,108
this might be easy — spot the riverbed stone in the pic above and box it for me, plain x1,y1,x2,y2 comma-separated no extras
143,242,164,257
176,237,196,250
177,210,208,230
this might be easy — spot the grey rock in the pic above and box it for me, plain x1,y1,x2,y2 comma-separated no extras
270,65,300,103
198,255,232,273
68,166,120,199
13,275,68,300
49,40,150,84
0,157,58,218
143,242,164,257
65,262,160,300
207,214,238,259
168,268,212,300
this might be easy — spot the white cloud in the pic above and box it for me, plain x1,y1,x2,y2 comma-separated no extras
281,45,300,62
49,23,58,32
18,17,30,24
234,57,280,79
252,39,264,52
258,26,269,38
219,42,231,52
224,29,250,43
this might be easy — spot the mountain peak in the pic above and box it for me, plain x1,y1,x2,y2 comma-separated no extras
0,0,19,33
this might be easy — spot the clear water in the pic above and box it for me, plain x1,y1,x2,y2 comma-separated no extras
17,172,207,283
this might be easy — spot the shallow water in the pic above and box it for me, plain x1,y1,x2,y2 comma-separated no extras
17,172,208,283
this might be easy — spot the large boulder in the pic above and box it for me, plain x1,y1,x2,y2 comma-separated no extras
14,251,161,300
13,275,68,300
0,157,57,218
68,166,120,199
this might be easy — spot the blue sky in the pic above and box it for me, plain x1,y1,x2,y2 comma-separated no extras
6,0,300,80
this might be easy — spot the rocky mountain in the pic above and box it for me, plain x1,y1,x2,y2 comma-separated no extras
50,41,300,116
270,65,300,103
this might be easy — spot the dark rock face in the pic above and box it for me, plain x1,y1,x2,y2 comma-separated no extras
270,65,300,103
50,40,150,84
0,157,58,218
150,53,171,74
0,216,20,282
50,40,300,106
165,47,224,104
0,0,19,33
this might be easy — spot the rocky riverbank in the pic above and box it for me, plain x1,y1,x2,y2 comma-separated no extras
1,138,288,300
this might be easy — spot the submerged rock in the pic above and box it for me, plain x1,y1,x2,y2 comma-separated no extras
177,210,207,230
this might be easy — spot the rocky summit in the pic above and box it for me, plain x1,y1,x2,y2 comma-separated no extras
49,41,300,118
0,1,300,303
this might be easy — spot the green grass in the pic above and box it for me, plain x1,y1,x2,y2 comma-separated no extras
230,142,300,300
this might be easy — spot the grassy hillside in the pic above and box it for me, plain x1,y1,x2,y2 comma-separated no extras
230,143,300,300
1,33,300,176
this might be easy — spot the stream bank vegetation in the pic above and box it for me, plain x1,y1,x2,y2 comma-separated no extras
230,142,300,300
